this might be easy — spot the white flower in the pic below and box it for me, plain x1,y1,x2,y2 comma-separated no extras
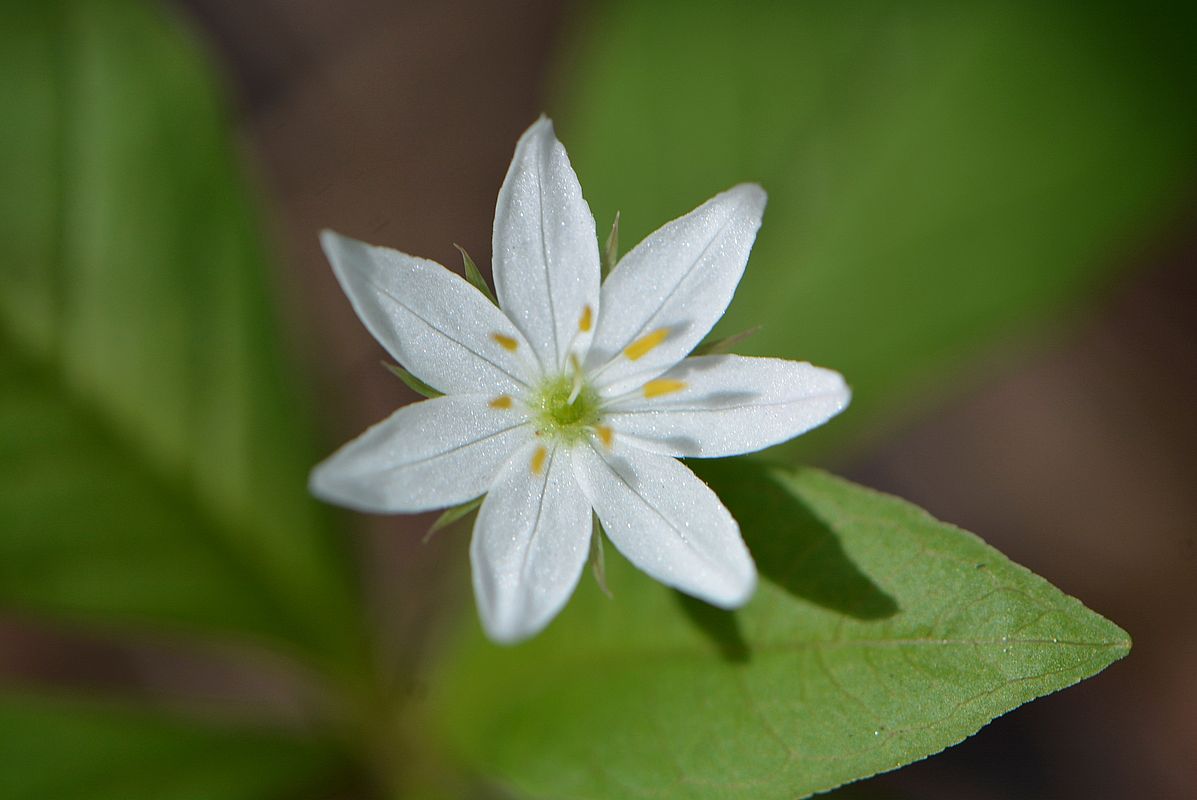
311,116,850,644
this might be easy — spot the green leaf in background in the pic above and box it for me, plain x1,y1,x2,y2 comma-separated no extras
558,0,1197,458
0,1,362,666
0,694,342,800
433,464,1128,799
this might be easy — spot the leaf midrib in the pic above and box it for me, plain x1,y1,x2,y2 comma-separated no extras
510,632,1129,673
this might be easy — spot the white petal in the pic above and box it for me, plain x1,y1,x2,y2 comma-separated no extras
471,443,593,644
492,117,601,372
310,395,533,514
604,355,850,458
572,442,756,608
587,184,767,396
321,230,535,396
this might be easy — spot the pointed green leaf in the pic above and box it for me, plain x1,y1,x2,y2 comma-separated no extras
0,1,362,666
602,211,620,278
432,463,1129,799
382,361,445,399
0,694,343,800
454,243,498,306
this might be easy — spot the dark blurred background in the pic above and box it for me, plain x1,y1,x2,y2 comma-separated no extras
2,1,1194,798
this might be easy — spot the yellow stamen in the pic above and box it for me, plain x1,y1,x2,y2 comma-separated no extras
595,425,614,449
643,378,687,398
578,305,593,332
489,395,513,410
531,446,548,475
623,328,669,361
491,332,519,351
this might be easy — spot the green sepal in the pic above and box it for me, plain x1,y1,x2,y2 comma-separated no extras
602,211,621,278
381,361,444,399
589,517,613,598
691,324,763,356
426,496,484,541
454,243,498,306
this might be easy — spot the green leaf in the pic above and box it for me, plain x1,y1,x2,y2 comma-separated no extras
382,361,445,399
559,1,1197,457
0,694,343,800
432,463,1129,799
454,243,498,306
0,1,362,666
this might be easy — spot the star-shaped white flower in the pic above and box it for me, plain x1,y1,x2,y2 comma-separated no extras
311,117,849,644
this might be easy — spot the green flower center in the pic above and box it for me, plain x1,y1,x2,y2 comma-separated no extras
535,374,601,442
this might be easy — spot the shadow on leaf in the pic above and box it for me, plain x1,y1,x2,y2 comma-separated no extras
677,459,898,662
674,592,751,663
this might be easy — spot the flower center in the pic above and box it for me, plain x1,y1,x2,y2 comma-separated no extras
535,374,601,442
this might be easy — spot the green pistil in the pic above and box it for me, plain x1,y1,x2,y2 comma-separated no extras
536,375,600,442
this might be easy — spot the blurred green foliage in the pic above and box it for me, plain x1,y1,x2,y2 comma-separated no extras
559,0,1197,458
0,0,362,665
1,2,362,796
1,0,1189,798
0,695,341,800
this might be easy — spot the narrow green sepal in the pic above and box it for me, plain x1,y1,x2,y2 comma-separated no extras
691,324,763,356
590,517,613,598
454,243,498,306
381,361,444,399
602,211,621,278
425,495,484,542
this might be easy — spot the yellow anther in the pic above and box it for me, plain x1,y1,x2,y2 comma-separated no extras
531,445,548,475
489,395,513,410
643,378,687,398
623,328,669,361
595,425,614,449
491,332,519,352
578,305,593,332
